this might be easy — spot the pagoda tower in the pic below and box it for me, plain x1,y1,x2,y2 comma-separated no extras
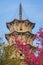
5,3,35,61
5,3,35,47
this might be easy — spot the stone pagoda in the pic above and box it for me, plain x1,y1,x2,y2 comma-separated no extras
5,3,35,62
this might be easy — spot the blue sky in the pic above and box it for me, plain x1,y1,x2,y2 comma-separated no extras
0,0,43,44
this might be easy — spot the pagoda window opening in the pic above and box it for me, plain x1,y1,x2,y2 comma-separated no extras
20,28,22,30
20,53,22,56
20,23,23,31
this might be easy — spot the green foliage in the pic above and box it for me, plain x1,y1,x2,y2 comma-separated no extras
0,44,27,65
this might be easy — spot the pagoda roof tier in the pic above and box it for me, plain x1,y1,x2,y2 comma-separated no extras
5,31,35,40
5,43,36,52
6,19,35,30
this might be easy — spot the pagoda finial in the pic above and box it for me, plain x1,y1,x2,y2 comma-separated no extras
19,3,22,20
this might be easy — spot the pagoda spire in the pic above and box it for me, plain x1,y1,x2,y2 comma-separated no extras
19,3,22,20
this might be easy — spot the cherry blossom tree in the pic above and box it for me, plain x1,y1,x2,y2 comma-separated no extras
12,28,43,65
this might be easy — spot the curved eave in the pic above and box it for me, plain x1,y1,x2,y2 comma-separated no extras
5,34,8,40
12,31,34,35
5,34,11,40
5,31,35,37
6,23,10,30
6,31,35,40
28,44,36,50
28,20,35,29
22,19,35,29
32,23,35,29
6,19,35,31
